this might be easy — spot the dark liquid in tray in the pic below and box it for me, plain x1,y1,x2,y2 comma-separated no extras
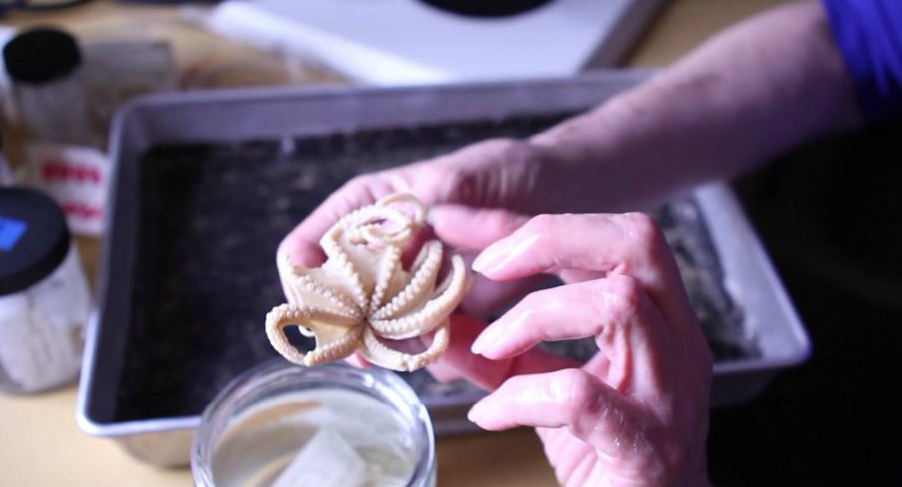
116,114,755,421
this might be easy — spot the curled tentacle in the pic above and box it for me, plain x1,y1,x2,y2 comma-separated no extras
369,254,467,339
360,319,451,372
371,240,443,320
265,303,361,366
377,193,426,226
278,252,361,318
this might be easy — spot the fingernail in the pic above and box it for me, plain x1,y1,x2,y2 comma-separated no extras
425,207,439,226
471,246,506,274
472,234,540,275
470,324,502,355
467,402,487,424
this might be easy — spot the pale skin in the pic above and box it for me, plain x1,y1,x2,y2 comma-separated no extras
280,1,862,486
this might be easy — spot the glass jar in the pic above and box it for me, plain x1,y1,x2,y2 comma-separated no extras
0,187,91,394
193,361,437,487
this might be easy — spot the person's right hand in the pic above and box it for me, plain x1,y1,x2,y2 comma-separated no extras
279,138,558,318
431,211,714,487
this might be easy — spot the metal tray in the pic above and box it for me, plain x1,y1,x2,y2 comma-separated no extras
78,71,810,467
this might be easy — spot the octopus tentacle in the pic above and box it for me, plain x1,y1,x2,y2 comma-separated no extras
431,262,455,297
303,326,364,366
369,245,402,313
371,240,443,320
320,226,370,311
278,253,361,318
377,193,426,226
369,254,467,339
265,303,361,365
360,320,450,372
358,206,417,246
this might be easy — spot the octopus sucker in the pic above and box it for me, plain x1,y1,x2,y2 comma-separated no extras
266,193,468,371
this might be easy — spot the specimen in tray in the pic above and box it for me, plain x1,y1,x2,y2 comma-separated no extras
266,193,469,372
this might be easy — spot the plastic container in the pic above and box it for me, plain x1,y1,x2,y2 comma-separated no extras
0,187,90,394
192,360,437,487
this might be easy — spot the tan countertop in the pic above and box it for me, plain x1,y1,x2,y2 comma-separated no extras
0,1,790,485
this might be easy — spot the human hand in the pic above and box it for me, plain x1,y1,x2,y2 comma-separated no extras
431,210,713,487
279,138,562,319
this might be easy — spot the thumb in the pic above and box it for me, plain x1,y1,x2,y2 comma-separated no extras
428,204,531,252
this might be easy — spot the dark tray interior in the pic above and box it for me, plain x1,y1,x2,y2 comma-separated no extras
116,113,755,422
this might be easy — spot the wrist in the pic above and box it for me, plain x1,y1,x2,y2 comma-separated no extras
526,94,677,212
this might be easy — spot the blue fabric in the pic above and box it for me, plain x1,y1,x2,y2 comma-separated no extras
823,0,902,124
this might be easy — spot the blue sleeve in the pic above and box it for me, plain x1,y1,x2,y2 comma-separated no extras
823,0,902,124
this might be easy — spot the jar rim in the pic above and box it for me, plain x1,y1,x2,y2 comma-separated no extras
191,359,436,487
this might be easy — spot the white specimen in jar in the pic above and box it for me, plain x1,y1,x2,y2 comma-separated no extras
269,429,366,487
0,247,90,392
211,389,419,487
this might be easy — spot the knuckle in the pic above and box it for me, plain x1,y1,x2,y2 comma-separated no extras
339,174,388,202
479,137,526,157
519,289,544,310
561,369,599,421
344,173,375,190
526,213,557,234
621,212,666,258
595,275,643,323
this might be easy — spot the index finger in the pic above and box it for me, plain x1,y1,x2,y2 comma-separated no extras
430,314,579,390
471,213,696,336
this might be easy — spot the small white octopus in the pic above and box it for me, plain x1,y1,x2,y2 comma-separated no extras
266,193,469,372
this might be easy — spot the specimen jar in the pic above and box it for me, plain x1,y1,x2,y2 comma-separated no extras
0,187,91,394
192,360,437,487
3,27,96,146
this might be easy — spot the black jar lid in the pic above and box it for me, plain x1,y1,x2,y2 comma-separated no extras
2,27,81,84
0,188,70,296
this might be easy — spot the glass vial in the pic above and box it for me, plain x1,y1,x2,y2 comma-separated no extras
0,187,91,394
193,361,437,487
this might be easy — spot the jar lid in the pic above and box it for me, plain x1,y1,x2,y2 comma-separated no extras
3,27,81,84
0,188,70,296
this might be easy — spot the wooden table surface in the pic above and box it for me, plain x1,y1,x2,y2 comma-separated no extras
0,1,789,485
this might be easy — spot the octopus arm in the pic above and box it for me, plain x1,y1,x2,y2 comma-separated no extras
360,319,450,372
371,240,443,320
277,253,361,318
265,304,362,366
369,254,467,339
369,245,402,314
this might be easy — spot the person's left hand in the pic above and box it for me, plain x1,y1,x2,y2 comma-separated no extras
429,208,713,487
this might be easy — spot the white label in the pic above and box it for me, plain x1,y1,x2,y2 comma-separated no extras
270,429,367,487
24,142,110,236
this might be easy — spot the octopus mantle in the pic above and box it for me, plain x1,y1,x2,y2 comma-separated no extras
266,193,468,371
